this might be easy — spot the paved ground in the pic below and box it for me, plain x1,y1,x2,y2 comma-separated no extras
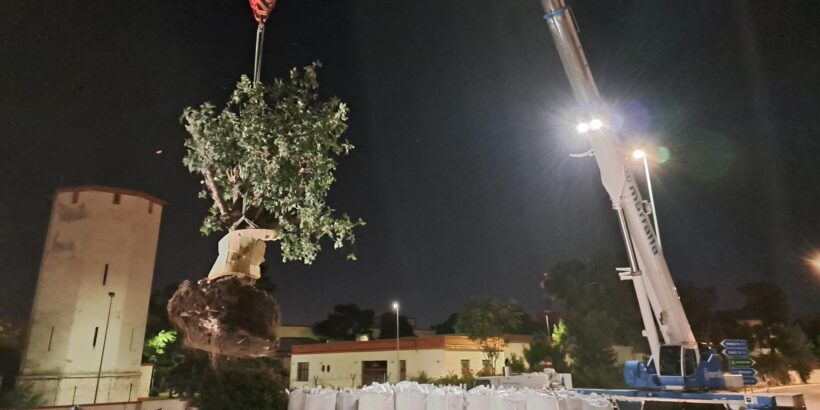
760,383,820,409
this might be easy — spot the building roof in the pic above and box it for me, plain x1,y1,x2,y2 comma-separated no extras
291,335,532,355
57,185,167,206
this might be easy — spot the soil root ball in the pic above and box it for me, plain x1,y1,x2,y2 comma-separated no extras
167,275,280,358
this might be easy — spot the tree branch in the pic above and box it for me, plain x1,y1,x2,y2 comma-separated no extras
203,168,229,217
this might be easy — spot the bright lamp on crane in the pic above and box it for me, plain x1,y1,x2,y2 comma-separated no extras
632,149,646,159
589,118,603,130
576,122,590,134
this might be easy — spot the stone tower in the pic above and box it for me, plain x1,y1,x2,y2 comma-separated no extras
18,186,163,405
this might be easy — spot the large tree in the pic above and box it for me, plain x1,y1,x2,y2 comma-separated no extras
312,304,375,341
431,313,459,335
541,257,643,388
377,312,416,339
182,62,363,264
737,281,789,327
455,299,523,374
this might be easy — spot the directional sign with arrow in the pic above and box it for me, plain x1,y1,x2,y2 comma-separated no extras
722,348,749,357
721,339,748,349
742,376,758,385
730,368,758,377
729,357,755,367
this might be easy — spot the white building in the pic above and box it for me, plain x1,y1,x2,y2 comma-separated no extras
18,186,164,406
289,335,531,388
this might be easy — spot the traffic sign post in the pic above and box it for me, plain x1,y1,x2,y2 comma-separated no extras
721,339,756,386
728,357,755,367
720,339,748,349
722,348,749,357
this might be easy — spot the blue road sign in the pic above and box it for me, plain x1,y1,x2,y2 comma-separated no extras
742,376,758,385
723,348,749,357
720,339,748,349
730,368,757,376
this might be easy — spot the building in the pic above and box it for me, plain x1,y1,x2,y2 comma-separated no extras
17,186,164,406
289,335,531,388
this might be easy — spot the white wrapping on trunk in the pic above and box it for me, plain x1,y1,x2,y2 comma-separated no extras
289,388,308,410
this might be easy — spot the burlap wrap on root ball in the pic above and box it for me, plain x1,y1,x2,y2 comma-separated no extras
167,276,280,358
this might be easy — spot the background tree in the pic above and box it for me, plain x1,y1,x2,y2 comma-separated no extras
182,62,363,264
737,281,789,327
523,331,569,373
542,257,640,388
312,304,375,341
198,367,288,410
431,313,459,335
455,299,523,373
377,312,416,339
770,323,817,383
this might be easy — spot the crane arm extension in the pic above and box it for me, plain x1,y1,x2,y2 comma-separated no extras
540,0,696,355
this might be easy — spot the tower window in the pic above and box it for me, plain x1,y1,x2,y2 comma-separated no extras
71,191,79,204
113,193,121,204
93,327,99,347
47,327,55,351
148,202,154,214
102,264,109,286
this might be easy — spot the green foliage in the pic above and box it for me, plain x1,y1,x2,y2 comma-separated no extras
377,312,415,339
754,352,791,385
737,281,789,327
312,304,375,341
182,62,363,264
409,371,432,383
146,330,177,356
433,372,461,386
455,299,523,373
198,368,288,410
431,313,459,335
551,320,568,347
523,331,568,373
542,258,634,388
507,353,528,373
771,323,817,383
0,385,45,410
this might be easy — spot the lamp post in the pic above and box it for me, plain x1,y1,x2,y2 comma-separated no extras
632,149,662,249
392,301,400,382
94,292,115,404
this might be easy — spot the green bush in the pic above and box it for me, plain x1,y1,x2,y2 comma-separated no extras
198,368,288,410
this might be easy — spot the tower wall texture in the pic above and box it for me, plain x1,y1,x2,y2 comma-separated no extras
18,186,163,405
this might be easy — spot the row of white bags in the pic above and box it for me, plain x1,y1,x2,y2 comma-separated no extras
288,383,612,410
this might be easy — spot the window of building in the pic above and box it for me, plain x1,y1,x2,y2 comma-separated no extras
71,191,80,204
148,202,154,214
482,360,491,370
92,327,99,347
102,264,109,286
113,193,121,204
297,362,309,382
326,365,331,372
400,360,407,381
461,359,470,372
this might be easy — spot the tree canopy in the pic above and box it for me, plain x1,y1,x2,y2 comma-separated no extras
455,299,523,373
182,62,363,264
312,304,375,341
377,312,416,339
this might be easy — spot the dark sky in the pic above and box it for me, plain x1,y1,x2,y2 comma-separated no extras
1,1,819,328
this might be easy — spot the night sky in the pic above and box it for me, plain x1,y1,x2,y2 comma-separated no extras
1,1,819,327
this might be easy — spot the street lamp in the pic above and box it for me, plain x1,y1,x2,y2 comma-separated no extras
632,149,662,249
94,292,115,404
392,301,400,382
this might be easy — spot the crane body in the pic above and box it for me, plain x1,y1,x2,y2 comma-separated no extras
540,0,727,391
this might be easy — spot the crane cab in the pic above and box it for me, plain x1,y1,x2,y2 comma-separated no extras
625,343,724,390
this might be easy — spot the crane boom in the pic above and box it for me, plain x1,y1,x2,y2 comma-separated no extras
539,0,716,390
